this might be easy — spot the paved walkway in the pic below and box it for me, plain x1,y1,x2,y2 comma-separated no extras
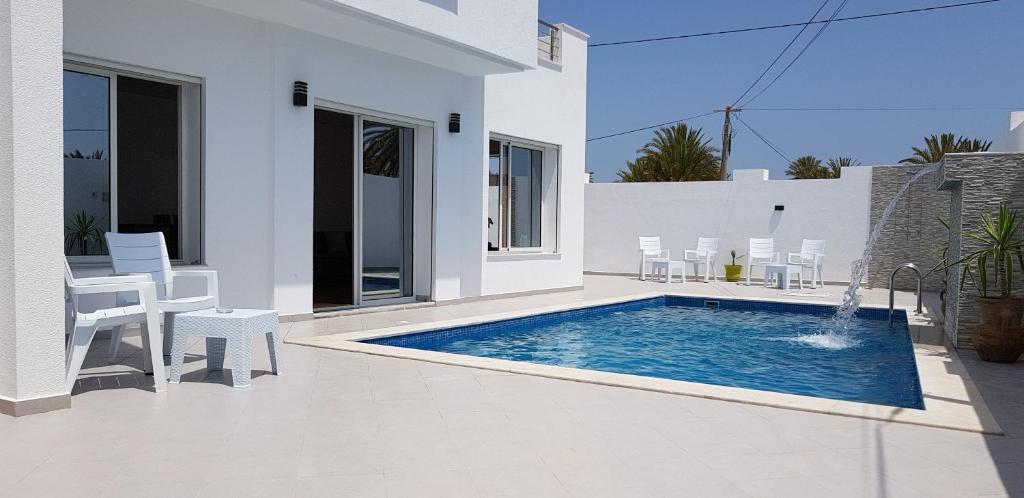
6,276,1023,497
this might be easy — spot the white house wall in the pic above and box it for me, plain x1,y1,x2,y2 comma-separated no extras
479,25,588,296
318,0,538,68
584,167,874,284
64,0,494,316
0,0,67,408
63,0,592,315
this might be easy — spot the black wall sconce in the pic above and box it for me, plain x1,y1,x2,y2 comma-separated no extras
293,81,308,107
774,204,785,211
448,113,461,133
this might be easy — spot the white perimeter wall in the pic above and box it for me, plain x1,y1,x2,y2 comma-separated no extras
480,25,588,296
584,167,874,284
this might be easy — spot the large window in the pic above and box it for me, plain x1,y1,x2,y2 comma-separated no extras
63,63,201,263
487,137,558,252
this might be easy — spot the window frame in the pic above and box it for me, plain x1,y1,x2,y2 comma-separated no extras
63,58,203,266
487,134,560,254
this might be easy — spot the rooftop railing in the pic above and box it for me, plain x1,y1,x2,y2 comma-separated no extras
538,20,561,63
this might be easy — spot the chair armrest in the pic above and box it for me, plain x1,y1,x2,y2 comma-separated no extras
170,269,220,306
70,280,155,296
683,249,698,259
78,274,151,286
787,253,802,265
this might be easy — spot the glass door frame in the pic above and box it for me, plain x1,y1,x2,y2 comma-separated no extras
313,100,430,310
63,58,202,265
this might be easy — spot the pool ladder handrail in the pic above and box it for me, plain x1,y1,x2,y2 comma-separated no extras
889,263,923,327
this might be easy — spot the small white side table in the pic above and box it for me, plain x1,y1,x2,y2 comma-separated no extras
764,264,804,290
650,259,686,283
169,308,281,388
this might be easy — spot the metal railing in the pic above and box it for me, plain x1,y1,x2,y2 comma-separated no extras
538,20,561,63
889,263,923,327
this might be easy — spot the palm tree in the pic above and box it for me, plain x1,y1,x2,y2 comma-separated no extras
825,156,859,178
786,156,827,179
900,133,992,164
615,124,720,182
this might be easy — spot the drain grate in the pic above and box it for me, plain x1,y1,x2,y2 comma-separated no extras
704,300,720,309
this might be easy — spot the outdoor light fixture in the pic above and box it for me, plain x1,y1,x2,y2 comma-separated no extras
293,81,308,107
774,205,785,211
449,113,461,133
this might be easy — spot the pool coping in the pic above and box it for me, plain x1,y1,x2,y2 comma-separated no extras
286,291,1003,435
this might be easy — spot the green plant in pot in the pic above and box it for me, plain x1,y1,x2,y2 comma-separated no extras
65,210,104,256
948,204,1024,362
725,250,744,282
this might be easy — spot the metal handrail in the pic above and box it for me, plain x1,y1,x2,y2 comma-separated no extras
889,263,923,327
537,20,561,63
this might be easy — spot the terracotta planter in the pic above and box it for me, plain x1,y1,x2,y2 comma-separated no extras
975,297,1024,363
725,265,742,282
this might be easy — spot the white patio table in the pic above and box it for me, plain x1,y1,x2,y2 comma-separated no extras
169,308,281,388
764,263,804,290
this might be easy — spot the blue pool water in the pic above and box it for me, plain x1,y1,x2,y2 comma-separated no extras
366,296,924,409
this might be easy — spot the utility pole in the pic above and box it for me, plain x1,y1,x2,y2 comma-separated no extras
715,106,740,180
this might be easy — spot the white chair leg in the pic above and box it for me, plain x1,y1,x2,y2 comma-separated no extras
108,325,124,363
66,322,99,393
639,257,646,281
703,256,711,283
142,287,167,392
746,265,751,286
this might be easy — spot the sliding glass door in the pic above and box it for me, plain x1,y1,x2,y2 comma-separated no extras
313,107,416,310
360,120,414,301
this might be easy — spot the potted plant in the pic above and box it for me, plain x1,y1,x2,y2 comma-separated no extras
725,250,744,282
65,210,104,256
949,203,1024,362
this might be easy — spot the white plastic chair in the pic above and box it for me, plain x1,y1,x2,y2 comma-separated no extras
788,239,826,288
683,237,719,283
64,258,167,393
105,232,219,357
746,238,780,286
638,236,670,281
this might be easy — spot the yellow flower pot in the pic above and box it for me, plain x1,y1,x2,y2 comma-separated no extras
725,265,743,282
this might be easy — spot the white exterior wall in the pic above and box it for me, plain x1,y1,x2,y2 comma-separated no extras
0,0,67,405
62,0,587,315
997,111,1024,152
325,0,538,67
584,167,874,284
479,25,588,296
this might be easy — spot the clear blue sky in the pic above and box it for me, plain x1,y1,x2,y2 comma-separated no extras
538,0,1024,182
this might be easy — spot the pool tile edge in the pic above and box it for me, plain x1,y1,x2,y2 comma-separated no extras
287,292,1004,436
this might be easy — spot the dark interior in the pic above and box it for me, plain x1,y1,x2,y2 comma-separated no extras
313,108,355,309
116,75,180,259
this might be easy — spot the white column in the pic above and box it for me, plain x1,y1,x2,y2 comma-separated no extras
0,0,69,415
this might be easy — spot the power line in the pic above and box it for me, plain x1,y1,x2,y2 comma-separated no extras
585,111,717,142
743,106,1023,111
588,0,1000,48
738,0,850,107
731,0,831,107
733,114,792,163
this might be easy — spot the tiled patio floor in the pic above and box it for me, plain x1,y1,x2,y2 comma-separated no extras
7,276,1024,497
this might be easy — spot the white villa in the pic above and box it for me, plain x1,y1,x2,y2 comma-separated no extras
1,0,587,414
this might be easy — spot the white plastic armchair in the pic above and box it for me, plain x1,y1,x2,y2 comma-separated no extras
683,237,719,283
746,238,780,286
64,258,167,393
638,236,670,281
105,232,219,357
788,239,826,288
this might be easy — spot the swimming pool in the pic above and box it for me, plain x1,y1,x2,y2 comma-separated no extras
365,296,924,409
